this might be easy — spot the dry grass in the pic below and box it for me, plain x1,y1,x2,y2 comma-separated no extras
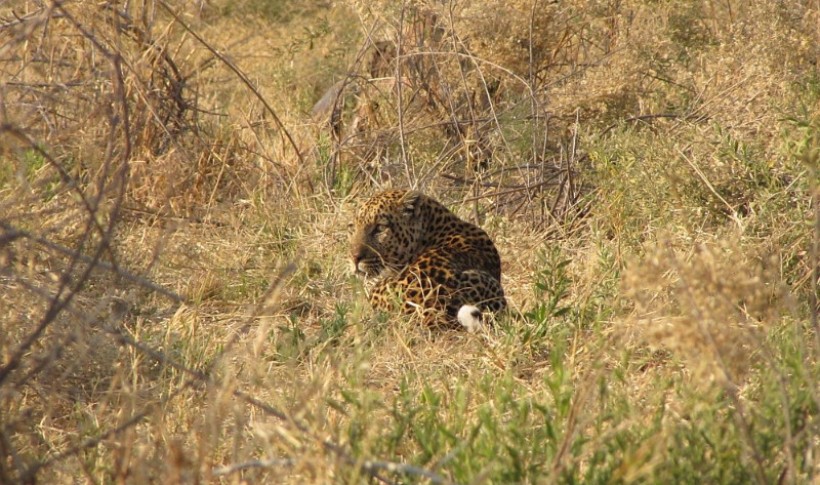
1,0,818,483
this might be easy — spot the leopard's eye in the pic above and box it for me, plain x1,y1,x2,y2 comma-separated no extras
373,223,388,236
347,222,354,233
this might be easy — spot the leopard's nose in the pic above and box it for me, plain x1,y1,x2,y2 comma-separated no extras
350,251,363,272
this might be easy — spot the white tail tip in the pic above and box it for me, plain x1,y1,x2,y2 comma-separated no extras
457,305,483,332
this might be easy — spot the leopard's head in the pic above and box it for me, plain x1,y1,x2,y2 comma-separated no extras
348,190,425,277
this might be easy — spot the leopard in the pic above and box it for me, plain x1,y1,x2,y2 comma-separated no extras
349,189,506,330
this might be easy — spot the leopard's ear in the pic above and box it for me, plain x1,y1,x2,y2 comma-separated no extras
401,191,423,216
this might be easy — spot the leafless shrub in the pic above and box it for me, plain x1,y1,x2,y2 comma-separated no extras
314,1,607,227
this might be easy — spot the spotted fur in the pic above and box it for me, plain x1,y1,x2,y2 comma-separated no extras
349,189,506,329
